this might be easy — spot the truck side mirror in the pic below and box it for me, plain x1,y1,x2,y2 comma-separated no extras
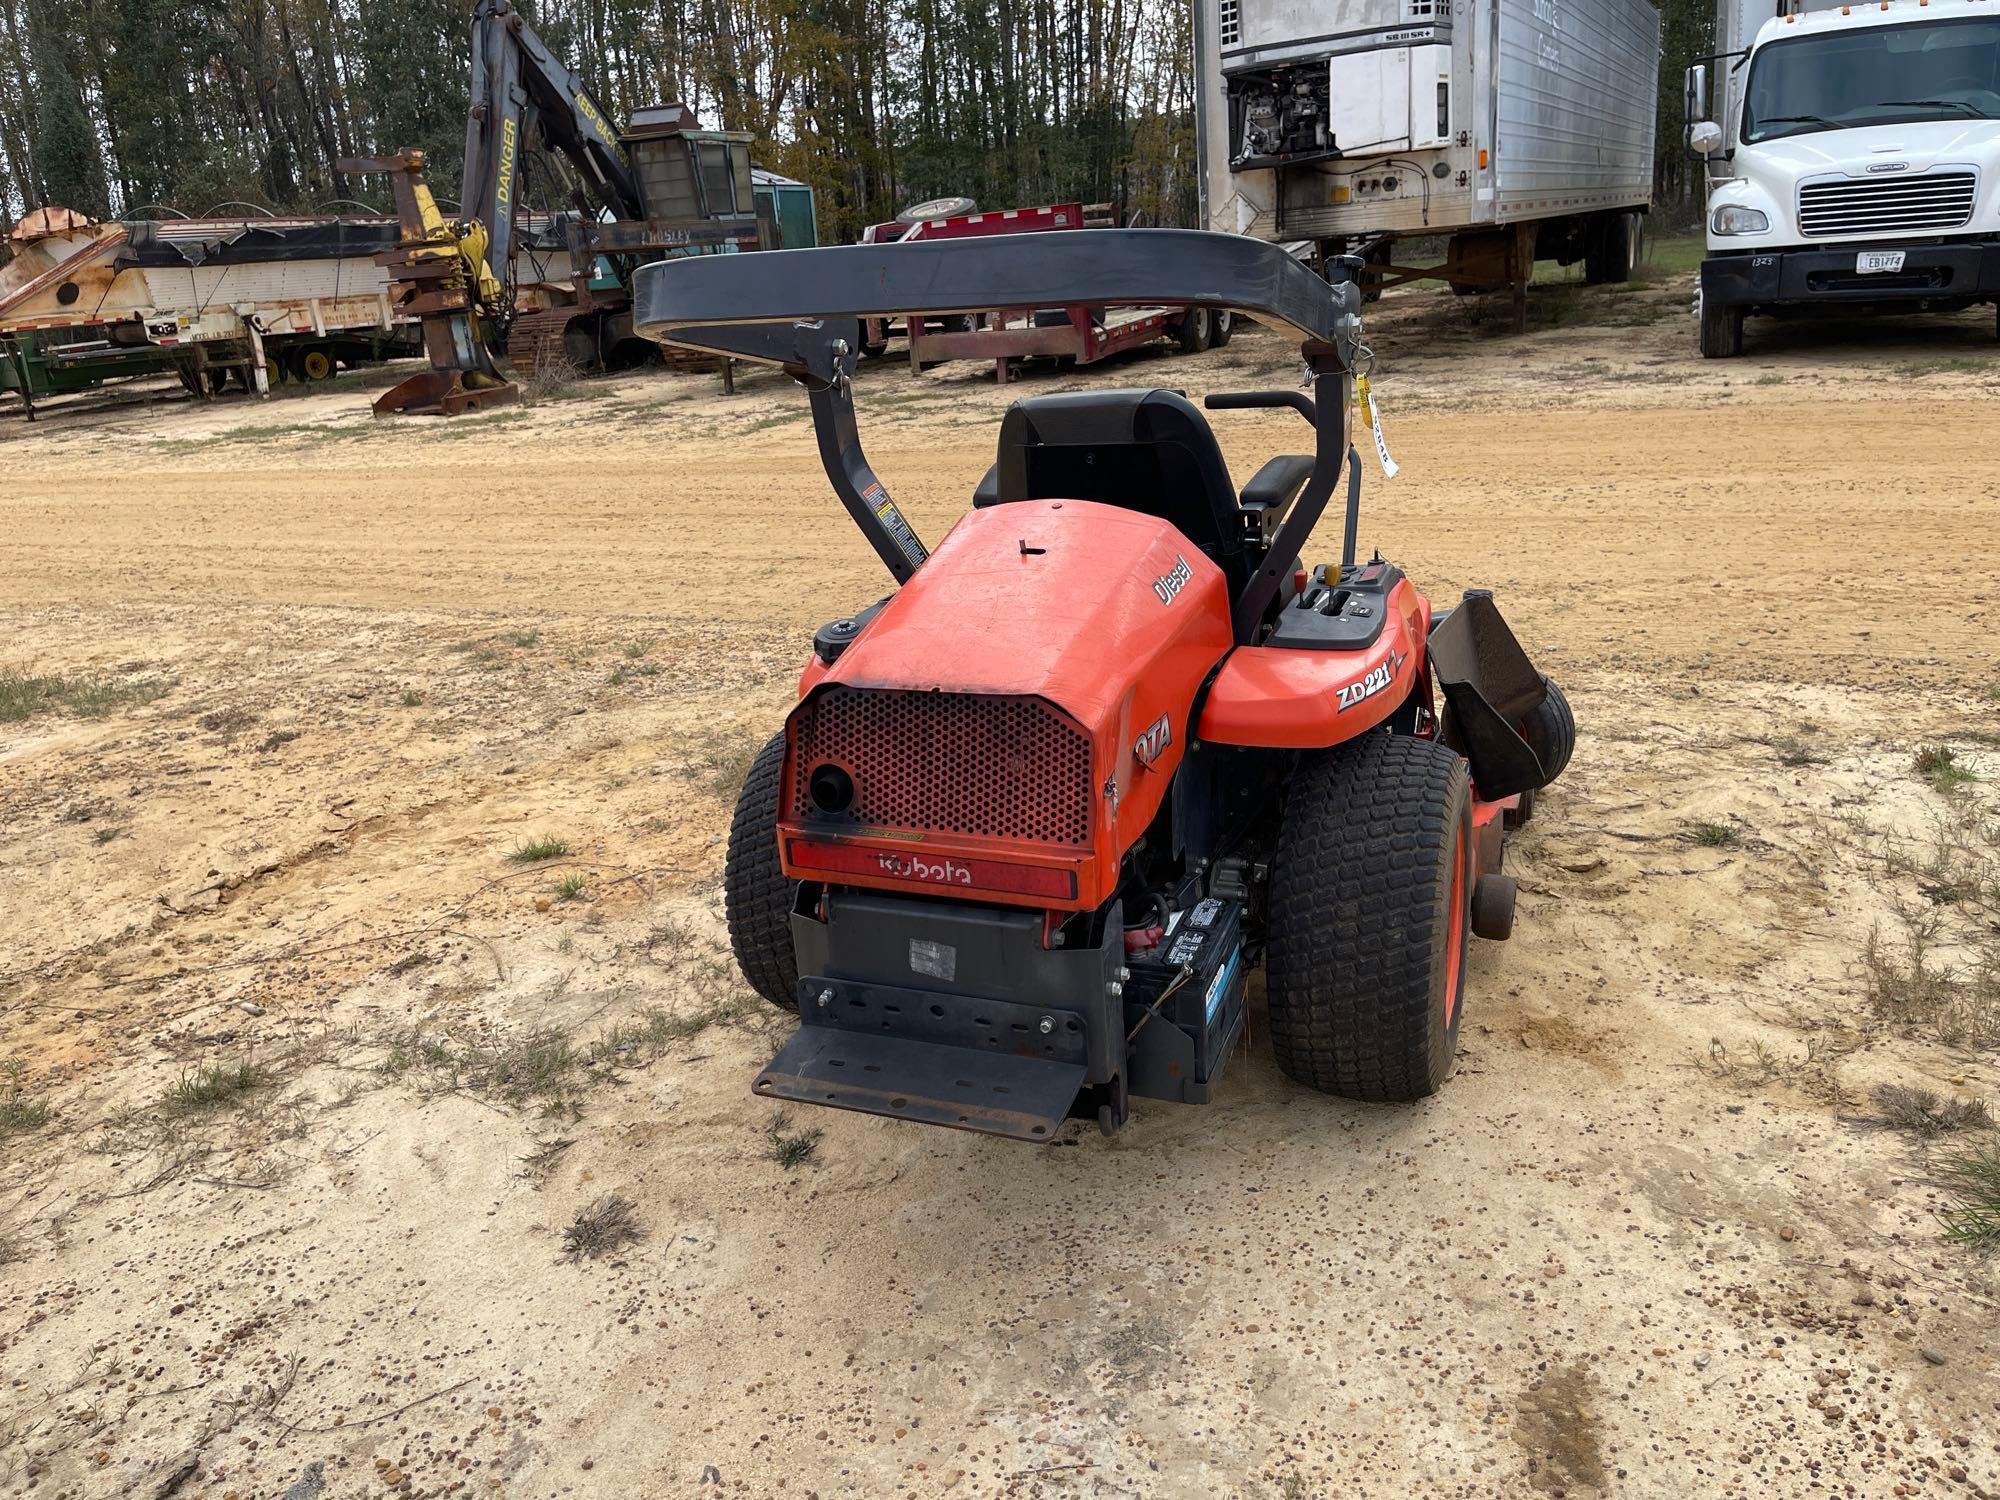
1688,120,1724,155
1684,63,1709,126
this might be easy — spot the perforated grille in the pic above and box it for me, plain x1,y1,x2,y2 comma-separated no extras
790,688,1093,847
1219,0,1240,46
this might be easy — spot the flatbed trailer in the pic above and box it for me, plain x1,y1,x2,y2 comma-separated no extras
859,201,1217,381
907,303,1194,385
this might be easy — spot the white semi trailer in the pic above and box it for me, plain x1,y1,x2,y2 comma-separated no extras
1686,0,2000,356
1196,0,1661,319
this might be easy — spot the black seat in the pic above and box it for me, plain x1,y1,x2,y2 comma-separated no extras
976,389,1249,591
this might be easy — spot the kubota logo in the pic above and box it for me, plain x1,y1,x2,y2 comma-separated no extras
873,852,972,887
1153,554,1192,605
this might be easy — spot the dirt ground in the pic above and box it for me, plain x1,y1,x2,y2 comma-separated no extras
4,260,2000,1500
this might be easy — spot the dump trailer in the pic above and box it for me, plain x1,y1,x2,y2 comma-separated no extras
0,206,578,416
1686,0,2000,356
0,208,427,412
1196,0,1661,315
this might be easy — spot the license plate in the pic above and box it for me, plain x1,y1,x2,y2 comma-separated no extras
1856,250,1906,274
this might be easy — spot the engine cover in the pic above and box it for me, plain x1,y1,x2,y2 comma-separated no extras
781,500,1234,910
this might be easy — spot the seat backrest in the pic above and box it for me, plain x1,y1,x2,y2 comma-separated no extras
981,389,1247,590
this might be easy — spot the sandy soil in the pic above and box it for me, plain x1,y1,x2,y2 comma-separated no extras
3,268,1999,1499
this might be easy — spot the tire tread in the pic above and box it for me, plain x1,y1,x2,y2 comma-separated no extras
1265,733,1469,1101
723,733,800,1012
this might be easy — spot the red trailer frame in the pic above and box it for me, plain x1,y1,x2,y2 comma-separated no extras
858,202,1198,382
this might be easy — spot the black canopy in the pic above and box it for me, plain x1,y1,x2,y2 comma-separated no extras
631,229,1359,372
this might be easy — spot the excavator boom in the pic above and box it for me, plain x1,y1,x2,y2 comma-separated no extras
463,0,644,277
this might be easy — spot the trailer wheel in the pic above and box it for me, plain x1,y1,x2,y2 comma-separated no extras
724,732,801,1012
1521,674,1575,785
1265,733,1472,1102
1697,289,1743,359
1174,307,1212,354
1583,213,1635,285
299,347,335,381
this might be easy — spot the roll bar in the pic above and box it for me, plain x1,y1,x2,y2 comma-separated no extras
631,231,1367,641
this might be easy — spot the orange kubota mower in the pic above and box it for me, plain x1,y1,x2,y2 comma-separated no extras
633,231,1573,1141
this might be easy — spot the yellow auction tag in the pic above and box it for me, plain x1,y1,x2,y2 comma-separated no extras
1355,374,1399,479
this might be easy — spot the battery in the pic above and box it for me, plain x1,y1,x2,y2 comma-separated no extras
1123,897,1246,1104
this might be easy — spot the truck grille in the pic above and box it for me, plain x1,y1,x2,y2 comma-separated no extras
1797,171,1977,238
790,688,1093,846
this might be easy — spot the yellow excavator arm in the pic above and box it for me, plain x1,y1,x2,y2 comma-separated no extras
337,148,519,416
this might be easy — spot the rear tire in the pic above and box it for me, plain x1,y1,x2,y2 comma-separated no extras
724,733,800,1012
1209,309,1234,348
1174,306,1212,354
1698,289,1744,358
1521,675,1575,785
1265,733,1473,1101
1583,213,1635,285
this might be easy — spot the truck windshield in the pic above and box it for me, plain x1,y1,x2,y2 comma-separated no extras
1743,17,2000,141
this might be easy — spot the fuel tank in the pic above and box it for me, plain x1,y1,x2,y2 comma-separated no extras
781,499,1234,911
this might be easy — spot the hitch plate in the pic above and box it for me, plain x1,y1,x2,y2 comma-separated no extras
755,1028,1085,1141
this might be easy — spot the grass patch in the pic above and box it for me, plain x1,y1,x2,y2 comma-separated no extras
765,1113,824,1171
1,1063,50,1137
1936,1141,2000,1249
1752,373,1786,386
1861,914,1999,1048
510,833,570,863
1914,744,1978,794
259,728,300,753
1690,820,1739,849
1874,1083,1992,1138
0,668,170,724
399,689,423,707
1638,232,1705,277
598,999,750,1060
164,1061,264,1114
1902,356,1993,379
1752,732,1832,768
508,629,540,648
519,1136,574,1183
554,873,587,902
607,665,629,686
692,735,759,800
623,639,653,659
92,826,120,845
562,1193,645,1261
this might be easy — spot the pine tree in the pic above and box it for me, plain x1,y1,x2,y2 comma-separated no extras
30,50,105,213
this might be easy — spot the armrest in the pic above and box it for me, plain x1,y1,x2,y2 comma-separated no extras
972,463,1001,507
1238,454,1315,531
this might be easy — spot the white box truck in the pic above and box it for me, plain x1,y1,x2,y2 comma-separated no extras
1687,0,2000,356
1196,0,1661,318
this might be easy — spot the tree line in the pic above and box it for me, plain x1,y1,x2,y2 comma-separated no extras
0,0,1707,249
